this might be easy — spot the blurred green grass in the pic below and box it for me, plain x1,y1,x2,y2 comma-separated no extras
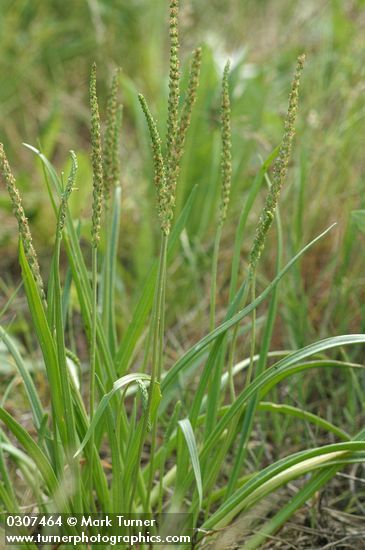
1,5,365,539
1,0,365,352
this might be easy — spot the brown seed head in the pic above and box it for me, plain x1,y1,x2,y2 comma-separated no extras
103,68,121,203
90,63,104,247
219,60,232,226
0,143,45,301
138,94,171,235
249,54,305,271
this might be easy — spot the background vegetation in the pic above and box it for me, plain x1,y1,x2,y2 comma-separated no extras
1,0,365,547
2,0,365,339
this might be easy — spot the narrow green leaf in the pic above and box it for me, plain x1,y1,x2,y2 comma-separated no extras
19,240,67,446
115,185,198,374
174,357,364,504
0,407,68,510
178,418,203,508
123,383,161,508
351,209,365,235
202,353,365,464
162,224,336,393
101,185,122,354
226,203,283,496
74,373,151,457
258,401,350,441
23,144,116,387
242,427,365,549
70,382,111,510
0,327,44,432
203,441,365,529
229,146,279,299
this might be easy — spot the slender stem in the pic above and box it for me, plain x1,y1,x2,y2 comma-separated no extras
226,281,251,401
89,245,98,504
90,246,98,416
210,225,222,332
203,270,254,499
227,325,238,402
245,271,257,387
146,233,168,509
101,205,112,342
226,265,256,405
129,232,168,512
226,151,279,402
101,186,121,355
54,234,82,512
226,210,282,497
158,449,167,514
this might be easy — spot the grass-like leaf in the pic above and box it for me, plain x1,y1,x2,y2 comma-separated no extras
74,373,151,457
178,418,203,507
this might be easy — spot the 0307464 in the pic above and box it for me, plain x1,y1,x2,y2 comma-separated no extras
6,515,62,528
